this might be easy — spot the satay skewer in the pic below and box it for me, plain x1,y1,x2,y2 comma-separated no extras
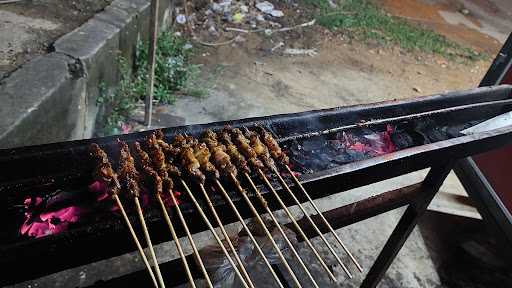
199,130,285,287
250,127,352,278
229,173,303,288
133,197,166,288
197,183,255,288
256,169,338,282
246,125,353,278
255,126,362,272
89,144,158,288
113,194,159,288
231,128,324,286
217,129,309,287
285,165,362,272
156,193,196,288
214,179,285,288
243,173,320,288
174,135,253,288
241,128,338,280
168,188,214,288
134,140,213,288
179,179,250,288
117,141,166,288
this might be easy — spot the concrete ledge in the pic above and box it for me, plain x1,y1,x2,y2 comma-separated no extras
0,0,172,149
0,53,86,148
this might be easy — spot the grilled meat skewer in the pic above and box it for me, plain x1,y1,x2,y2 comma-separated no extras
219,128,250,174
134,142,165,194
89,143,159,288
256,127,290,165
118,141,141,198
193,142,220,179
144,131,214,288
117,140,167,288
201,130,238,178
231,128,265,170
244,128,276,169
254,127,360,275
163,133,251,288
89,143,121,196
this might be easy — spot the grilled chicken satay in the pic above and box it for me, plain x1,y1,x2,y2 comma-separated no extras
193,142,220,179
89,143,121,195
146,134,169,179
256,127,290,165
178,143,206,184
148,133,182,178
118,141,141,197
201,130,238,177
134,141,164,194
219,128,250,174
231,128,265,170
244,129,276,169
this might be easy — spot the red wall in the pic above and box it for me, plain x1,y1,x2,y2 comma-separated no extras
473,70,512,213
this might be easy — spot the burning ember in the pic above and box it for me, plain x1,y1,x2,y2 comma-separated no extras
285,125,410,173
20,197,82,238
19,180,182,239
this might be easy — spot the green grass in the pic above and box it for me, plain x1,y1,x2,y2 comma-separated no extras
96,31,206,136
135,31,206,104
305,0,487,61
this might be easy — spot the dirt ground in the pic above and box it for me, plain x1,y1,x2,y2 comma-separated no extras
159,26,491,127
0,0,111,78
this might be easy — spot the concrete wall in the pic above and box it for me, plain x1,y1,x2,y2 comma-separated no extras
0,0,172,149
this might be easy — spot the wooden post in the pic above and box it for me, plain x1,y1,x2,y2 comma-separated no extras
145,0,159,127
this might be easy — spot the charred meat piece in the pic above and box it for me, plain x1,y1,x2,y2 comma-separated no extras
193,142,220,179
201,129,238,177
172,134,188,148
257,127,290,165
231,128,265,170
155,130,177,157
146,134,168,179
133,141,165,194
118,140,141,197
89,143,121,195
180,146,206,183
246,130,275,169
185,135,198,146
219,129,250,173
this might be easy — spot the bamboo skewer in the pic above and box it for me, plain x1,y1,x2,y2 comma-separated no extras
284,165,363,273
167,188,214,288
133,197,166,288
256,169,338,282
156,194,196,288
214,179,285,288
268,167,352,278
180,179,250,288
113,195,159,288
243,173,320,288
198,183,256,288
229,173,303,288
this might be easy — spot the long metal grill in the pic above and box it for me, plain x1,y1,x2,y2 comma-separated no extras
3,85,512,287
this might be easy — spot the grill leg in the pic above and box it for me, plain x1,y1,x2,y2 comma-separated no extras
360,163,454,288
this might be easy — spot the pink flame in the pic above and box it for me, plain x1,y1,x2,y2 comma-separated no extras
20,198,82,239
160,190,181,207
341,125,396,156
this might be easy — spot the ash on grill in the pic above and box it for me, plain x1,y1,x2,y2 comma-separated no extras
284,119,479,174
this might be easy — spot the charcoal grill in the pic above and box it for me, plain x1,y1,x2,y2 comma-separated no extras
2,85,512,288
